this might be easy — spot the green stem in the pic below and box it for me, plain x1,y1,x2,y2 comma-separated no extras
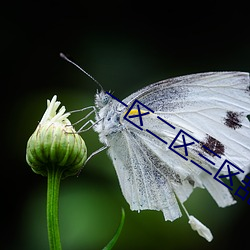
47,165,63,250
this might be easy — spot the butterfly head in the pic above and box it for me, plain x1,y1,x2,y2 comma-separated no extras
94,90,113,109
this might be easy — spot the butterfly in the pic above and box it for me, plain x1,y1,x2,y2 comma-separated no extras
92,72,250,241
61,55,250,241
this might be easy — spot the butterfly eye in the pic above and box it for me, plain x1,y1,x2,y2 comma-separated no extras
100,92,112,107
103,95,110,105
95,92,112,108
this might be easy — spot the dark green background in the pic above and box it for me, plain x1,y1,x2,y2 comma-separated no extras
2,2,249,249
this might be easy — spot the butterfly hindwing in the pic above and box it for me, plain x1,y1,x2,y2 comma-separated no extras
107,127,183,221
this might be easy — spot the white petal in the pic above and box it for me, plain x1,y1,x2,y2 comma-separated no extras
40,95,71,125
188,215,213,242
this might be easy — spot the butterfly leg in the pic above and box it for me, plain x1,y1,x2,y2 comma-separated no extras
77,118,104,133
85,145,108,165
77,145,108,176
70,106,96,126
68,106,102,132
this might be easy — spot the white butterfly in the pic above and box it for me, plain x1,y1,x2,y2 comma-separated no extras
91,72,250,241
60,54,250,242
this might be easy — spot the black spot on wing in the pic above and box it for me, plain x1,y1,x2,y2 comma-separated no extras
201,135,225,157
224,111,243,130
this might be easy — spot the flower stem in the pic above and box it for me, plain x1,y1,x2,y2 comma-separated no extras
47,165,63,250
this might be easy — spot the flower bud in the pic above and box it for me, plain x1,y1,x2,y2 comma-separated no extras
26,95,87,178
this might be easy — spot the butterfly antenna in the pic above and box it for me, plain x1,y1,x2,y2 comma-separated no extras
60,53,104,91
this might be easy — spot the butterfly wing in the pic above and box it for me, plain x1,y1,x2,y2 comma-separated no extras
103,72,249,221
107,125,183,221
122,72,250,175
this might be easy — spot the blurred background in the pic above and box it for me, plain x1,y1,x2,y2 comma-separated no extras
2,1,249,249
